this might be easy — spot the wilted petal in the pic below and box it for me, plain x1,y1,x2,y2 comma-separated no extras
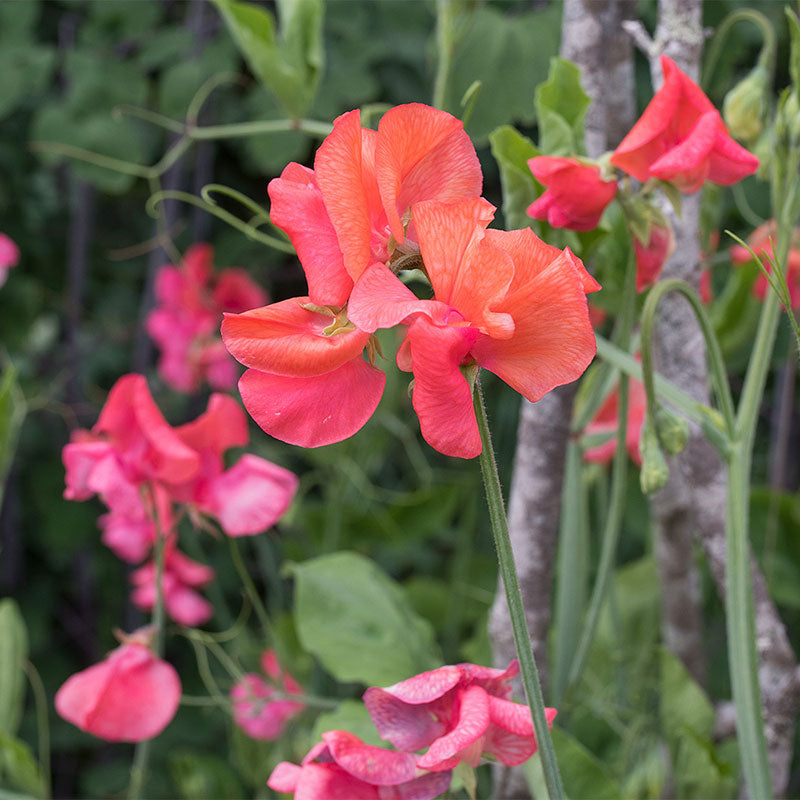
380,770,454,800
363,688,448,752
238,358,385,448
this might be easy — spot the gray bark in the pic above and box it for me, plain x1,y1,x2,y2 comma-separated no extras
489,2,636,796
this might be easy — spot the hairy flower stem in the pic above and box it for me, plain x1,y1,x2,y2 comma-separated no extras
127,488,167,800
474,381,564,800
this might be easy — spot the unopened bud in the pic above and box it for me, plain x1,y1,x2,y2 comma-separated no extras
639,418,669,494
723,66,769,144
654,405,689,456
776,90,800,149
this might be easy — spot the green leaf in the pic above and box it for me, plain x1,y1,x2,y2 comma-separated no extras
289,551,440,685
786,9,800,96
212,0,324,118
0,0,40,41
535,57,590,155
489,125,540,231
0,733,44,799
0,46,55,121
0,602,27,738
0,369,25,522
311,700,385,747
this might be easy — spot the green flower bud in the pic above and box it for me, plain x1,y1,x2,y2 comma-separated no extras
723,66,770,144
654,405,689,456
639,418,669,494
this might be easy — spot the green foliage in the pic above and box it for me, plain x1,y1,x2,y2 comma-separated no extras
311,700,384,748
0,601,28,739
289,551,440,685
489,125,540,231
535,57,591,156
0,732,45,799
0,368,25,512
211,0,324,118
168,750,244,800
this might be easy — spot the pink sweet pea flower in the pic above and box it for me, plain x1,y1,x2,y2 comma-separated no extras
634,219,675,292
130,546,214,626
268,731,453,800
730,219,800,309
0,233,19,288
55,627,180,742
171,393,298,535
611,55,758,193
348,198,600,458
147,244,268,393
584,376,647,467
364,661,556,772
527,157,617,231
231,651,305,740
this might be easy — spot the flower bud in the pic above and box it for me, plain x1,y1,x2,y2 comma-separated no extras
654,405,689,456
639,418,669,494
723,66,769,144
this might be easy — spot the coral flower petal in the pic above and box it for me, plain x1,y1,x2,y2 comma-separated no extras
268,163,354,307
648,110,718,193
416,685,491,771
238,359,385,448
174,393,249,454
376,104,482,243
206,454,298,536
406,317,481,459
55,642,181,742
222,299,371,378
413,199,514,338
322,731,418,786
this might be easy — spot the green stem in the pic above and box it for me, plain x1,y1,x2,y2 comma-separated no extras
189,118,332,141
228,536,274,646
474,381,564,800
433,0,457,110
23,661,50,799
127,493,167,800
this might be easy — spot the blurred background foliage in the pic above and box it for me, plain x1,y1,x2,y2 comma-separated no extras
0,0,798,798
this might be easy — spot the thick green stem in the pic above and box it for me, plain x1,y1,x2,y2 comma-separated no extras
433,0,456,110
474,381,564,800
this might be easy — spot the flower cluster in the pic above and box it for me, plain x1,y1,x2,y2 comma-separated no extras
0,232,19,288
527,56,759,293
268,660,556,799
62,374,298,626
147,243,267,393
222,103,599,458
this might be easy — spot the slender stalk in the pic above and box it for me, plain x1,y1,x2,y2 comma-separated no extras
228,536,274,645
474,381,564,800
23,661,50,800
433,0,457,110
189,118,332,140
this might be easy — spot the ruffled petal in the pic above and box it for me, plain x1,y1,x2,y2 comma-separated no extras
174,393,249,454
363,689,448,752
204,454,298,536
222,298,371,377
323,731,418,786
268,761,302,794
375,104,482,243
268,163,354,306
294,763,378,800
706,126,760,185
238,358,385,448
648,110,718,193
405,317,481,459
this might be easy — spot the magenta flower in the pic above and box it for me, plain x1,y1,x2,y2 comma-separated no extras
55,627,181,742
231,650,305,740
363,661,557,771
268,731,453,800
0,232,19,288
147,243,267,393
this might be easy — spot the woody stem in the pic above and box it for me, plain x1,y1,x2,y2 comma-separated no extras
474,380,564,800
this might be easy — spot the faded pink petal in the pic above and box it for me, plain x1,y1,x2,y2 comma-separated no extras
231,674,304,740
55,640,180,742
62,440,114,501
0,233,20,270
99,512,154,564
363,688,449,752
322,730,418,786
238,358,385,448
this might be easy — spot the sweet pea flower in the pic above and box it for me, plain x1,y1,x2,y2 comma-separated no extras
0,233,19,288
584,377,647,467
55,627,181,742
130,545,215,627
348,198,599,458
268,731,453,800
364,661,556,772
730,219,800,309
611,55,759,193
147,244,267,393
231,650,305,740
223,104,484,448
527,156,617,231
633,219,675,292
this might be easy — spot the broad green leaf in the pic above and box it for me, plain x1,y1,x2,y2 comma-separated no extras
437,4,561,145
0,46,55,121
535,57,591,155
0,0,40,41
212,0,323,118
311,700,385,747
489,125,540,231
289,551,440,685
0,733,44,799
0,601,27,738
0,369,25,517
